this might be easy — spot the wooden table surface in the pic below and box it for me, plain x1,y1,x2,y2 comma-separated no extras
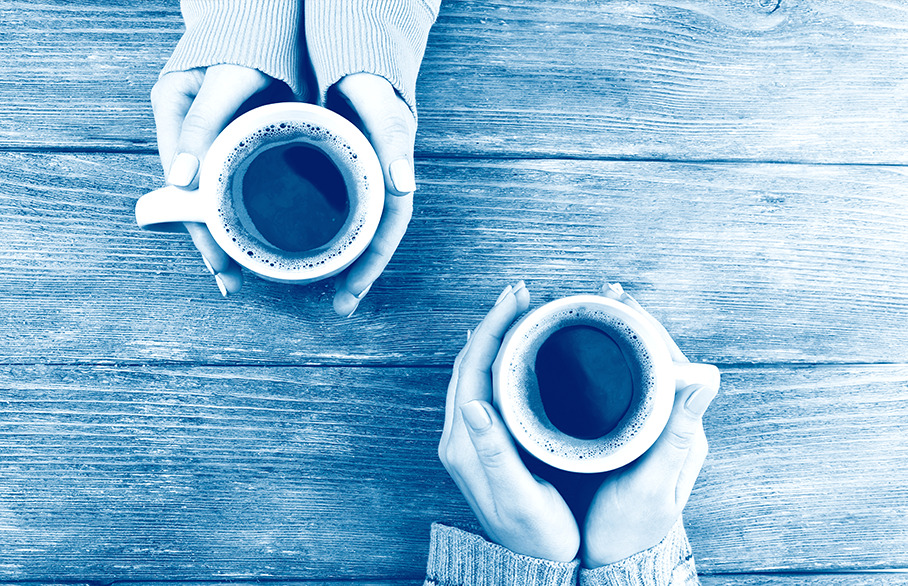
1,0,907,583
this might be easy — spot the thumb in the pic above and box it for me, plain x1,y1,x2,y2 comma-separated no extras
647,384,718,471
460,401,538,496
334,73,417,196
168,65,271,188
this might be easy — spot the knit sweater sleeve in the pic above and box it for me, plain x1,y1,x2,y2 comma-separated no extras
161,0,305,98
304,0,441,117
579,519,700,586
423,524,579,586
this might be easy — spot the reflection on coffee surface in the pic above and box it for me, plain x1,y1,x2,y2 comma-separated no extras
242,143,349,252
535,325,634,440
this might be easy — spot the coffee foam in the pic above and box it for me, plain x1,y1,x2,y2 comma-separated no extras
505,305,657,461
214,121,374,272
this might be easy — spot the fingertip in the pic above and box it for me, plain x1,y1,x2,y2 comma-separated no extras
682,384,719,417
217,264,244,294
388,158,416,195
334,289,359,318
461,400,493,432
167,153,199,187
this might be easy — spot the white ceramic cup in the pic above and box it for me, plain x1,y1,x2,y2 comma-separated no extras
135,103,384,284
492,294,720,473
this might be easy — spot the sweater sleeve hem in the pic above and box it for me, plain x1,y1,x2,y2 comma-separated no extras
306,0,441,117
579,518,699,586
162,0,305,99
424,523,579,586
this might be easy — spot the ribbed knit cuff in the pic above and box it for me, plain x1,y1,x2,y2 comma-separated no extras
579,519,699,586
162,0,305,98
305,0,441,117
424,524,580,586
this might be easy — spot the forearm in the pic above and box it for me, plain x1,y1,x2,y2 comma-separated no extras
424,523,579,586
579,519,699,586
305,0,441,117
163,0,306,98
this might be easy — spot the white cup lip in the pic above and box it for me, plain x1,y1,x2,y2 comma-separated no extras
492,294,676,473
196,102,384,284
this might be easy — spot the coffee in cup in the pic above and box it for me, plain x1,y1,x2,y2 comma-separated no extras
492,294,719,473
135,103,384,284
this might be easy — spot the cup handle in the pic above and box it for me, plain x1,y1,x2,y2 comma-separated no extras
135,185,209,233
672,361,721,392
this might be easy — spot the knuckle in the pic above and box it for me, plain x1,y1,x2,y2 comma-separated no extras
475,442,508,468
665,426,696,450
180,111,213,135
442,443,463,471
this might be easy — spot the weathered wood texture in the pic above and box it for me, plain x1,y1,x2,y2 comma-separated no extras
1,152,905,365
3,1,908,163
0,365,905,579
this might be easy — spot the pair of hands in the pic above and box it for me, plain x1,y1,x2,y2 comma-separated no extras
151,64,416,316
438,282,719,566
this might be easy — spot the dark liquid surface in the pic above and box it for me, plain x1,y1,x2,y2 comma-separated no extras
535,325,635,439
241,143,349,252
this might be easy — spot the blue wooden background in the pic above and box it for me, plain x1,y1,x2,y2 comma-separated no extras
0,0,906,583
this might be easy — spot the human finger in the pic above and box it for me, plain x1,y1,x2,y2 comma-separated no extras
335,73,417,197
184,223,244,296
333,191,412,317
439,330,476,451
461,400,541,501
675,430,708,508
167,64,271,188
643,384,717,478
151,70,204,175
599,282,687,363
455,281,529,407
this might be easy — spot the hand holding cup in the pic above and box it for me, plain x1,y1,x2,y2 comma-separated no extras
580,283,719,567
438,282,581,563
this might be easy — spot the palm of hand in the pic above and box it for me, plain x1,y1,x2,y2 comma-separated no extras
581,463,676,567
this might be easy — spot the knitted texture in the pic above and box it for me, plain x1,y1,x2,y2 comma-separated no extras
305,0,441,116
579,518,700,586
162,0,304,97
424,523,580,586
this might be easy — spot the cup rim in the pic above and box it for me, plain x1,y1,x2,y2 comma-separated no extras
492,294,676,473
197,102,384,283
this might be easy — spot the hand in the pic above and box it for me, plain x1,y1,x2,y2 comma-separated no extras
580,283,719,567
151,64,272,296
438,282,581,562
329,73,417,317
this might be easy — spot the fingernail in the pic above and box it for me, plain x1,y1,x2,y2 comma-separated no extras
202,256,215,275
214,274,228,298
466,329,472,341
389,158,416,194
355,283,373,301
609,283,624,295
512,280,526,295
685,385,717,415
461,401,492,431
168,153,200,187
494,285,513,306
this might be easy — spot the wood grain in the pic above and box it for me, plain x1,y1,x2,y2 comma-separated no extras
0,364,905,579
0,152,905,365
3,1,908,163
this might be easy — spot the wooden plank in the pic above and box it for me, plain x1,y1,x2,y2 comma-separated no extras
0,152,906,365
0,365,905,579
3,1,908,163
